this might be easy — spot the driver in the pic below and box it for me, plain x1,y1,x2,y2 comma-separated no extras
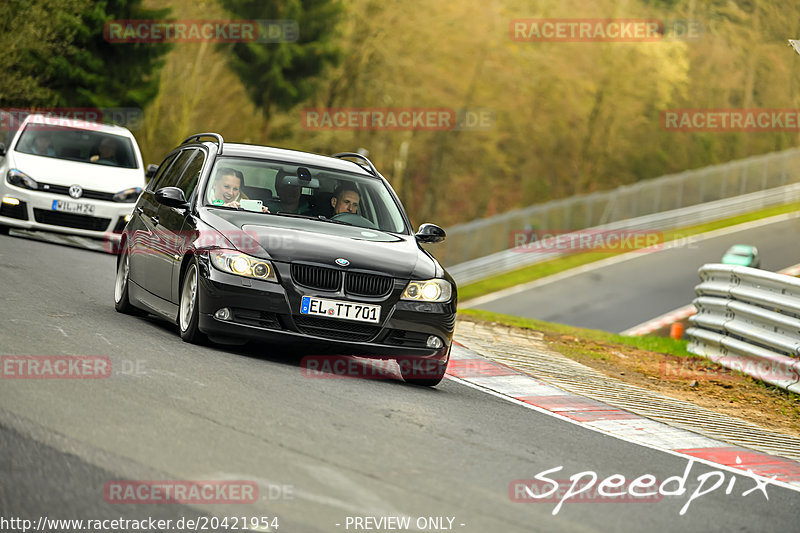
31,134,56,156
331,185,360,215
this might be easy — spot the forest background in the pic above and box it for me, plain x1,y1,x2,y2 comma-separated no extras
3,0,800,228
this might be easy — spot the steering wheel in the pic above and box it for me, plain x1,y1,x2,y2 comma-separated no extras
331,212,377,229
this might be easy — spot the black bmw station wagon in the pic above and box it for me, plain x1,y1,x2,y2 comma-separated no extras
114,133,456,385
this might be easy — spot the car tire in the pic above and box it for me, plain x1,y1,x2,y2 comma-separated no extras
114,248,142,315
179,260,206,344
399,349,450,387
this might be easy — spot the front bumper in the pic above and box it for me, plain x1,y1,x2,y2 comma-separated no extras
0,185,134,239
195,257,456,361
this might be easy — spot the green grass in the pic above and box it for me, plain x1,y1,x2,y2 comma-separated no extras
458,200,800,302
459,308,693,357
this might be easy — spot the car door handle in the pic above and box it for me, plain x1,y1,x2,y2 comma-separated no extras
135,206,144,214
150,216,159,226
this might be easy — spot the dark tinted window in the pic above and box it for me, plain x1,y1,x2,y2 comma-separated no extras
176,150,206,199
153,149,195,190
146,152,179,192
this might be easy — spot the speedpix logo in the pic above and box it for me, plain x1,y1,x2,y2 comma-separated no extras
511,458,776,515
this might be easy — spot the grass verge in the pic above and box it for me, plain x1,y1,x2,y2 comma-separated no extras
458,308,692,358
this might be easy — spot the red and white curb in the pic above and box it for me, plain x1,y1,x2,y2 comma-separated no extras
447,343,800,490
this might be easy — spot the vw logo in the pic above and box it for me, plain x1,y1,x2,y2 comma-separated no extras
335,258,350,267
68,185,83,199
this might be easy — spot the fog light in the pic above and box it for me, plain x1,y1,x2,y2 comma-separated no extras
124,213,132,222
426,335,443,349
2,197,20,206
214,308,232,321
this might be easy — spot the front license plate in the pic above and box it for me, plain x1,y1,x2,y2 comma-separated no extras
52,200,95,216
300,296,380,324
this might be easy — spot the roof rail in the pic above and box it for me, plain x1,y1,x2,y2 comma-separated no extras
331,152,379,177
182,133,224,154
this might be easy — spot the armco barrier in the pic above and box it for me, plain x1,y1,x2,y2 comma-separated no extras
685,264,800,393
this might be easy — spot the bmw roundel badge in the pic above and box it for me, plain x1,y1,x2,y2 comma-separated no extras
335,258,350,267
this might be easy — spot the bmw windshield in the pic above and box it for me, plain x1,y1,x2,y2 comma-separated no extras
203,158,409,234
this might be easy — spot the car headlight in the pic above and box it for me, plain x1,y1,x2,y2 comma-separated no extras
401,279,452,302
209,250,278,282
112,187,143,203
6,169,38,190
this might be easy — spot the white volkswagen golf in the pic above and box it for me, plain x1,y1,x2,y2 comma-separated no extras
0,113,146,243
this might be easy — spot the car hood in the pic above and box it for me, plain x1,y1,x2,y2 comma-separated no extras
200,208,437,279
11,152,144,192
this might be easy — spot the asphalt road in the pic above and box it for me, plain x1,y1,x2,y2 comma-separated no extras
1,232,799,532
471,215,800,332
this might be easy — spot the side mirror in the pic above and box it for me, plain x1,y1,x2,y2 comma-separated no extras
155,187,190,209
415,223,446,244
0,143,6,157
145,163,158,181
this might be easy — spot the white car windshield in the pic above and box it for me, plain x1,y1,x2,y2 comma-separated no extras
15,123,138,169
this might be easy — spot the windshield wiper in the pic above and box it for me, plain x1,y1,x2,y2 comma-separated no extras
315,215,352,226
267,212,355,225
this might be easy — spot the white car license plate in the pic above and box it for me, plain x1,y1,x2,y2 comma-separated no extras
52,200,95,216
300,296,380,323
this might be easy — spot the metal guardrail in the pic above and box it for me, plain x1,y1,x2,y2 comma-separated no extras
686,264,800,393
447,182,800,286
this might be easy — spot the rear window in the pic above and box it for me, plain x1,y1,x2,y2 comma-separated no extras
14,123,139,169
729,250,751,257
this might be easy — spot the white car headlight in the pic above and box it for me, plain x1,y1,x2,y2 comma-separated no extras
401,279,452,302
209,250,278,282
6,169,38,190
